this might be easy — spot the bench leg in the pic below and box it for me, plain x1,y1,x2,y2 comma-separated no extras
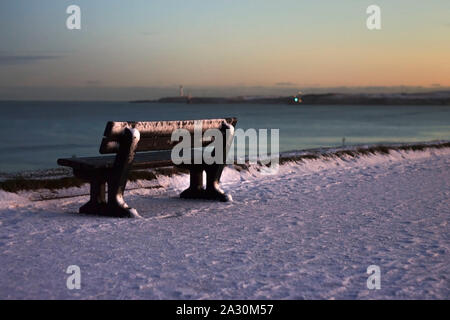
106,128,141,218
107,179,139,218
180,165,231,202
79,180,107,215
205,164,232,202
180,166,205,199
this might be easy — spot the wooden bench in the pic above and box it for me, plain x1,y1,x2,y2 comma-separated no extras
57,118,237,218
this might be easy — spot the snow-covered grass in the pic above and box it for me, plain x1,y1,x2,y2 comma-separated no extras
0,147,449,299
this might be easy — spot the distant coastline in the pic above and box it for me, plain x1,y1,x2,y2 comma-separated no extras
130,91,450,105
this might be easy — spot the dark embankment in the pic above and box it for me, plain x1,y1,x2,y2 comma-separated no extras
1,141,449,193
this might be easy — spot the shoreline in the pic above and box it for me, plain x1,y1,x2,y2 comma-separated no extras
1,140,449,194
130,91,450,105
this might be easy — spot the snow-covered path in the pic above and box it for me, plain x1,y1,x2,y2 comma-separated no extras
0,148,449,299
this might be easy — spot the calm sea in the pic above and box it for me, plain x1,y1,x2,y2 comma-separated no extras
0,101,449,173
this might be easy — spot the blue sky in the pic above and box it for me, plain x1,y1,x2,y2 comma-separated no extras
0,0,449,99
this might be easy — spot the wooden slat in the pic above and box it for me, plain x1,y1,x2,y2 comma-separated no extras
103,117,237,138
57,148,214,171
99,117,237,154
100,135,215,154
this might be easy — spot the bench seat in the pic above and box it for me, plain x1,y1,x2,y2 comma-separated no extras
58,150,173,171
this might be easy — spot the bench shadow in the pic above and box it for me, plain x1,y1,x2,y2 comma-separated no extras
32,192,233,220
131,195,227,219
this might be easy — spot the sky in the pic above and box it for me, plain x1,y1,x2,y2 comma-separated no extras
0,0,449,99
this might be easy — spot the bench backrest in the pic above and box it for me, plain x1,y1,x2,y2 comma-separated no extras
99,118,237,154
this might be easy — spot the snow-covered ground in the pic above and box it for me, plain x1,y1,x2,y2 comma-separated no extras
0,147,449,299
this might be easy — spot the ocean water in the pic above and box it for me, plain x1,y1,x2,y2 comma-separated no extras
0,101,449,173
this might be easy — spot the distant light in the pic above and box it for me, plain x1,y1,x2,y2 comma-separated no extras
294,97,299,102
